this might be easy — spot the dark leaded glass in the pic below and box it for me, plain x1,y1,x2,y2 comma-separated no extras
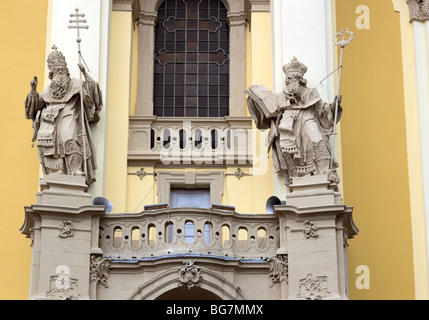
154,0,229,117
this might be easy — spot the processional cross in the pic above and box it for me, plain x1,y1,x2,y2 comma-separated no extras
68,8,90,178
320,28,354,171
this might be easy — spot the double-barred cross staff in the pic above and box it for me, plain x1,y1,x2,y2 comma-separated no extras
320,28,354,171
68,8,89,180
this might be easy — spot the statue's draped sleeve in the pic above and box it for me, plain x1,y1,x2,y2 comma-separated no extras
315,99,342,134
24,92,45,121
82,75,103,123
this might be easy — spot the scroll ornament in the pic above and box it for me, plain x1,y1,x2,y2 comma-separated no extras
59,221,74,238
268,254,288,286
90,255,111,288
303,220,318,239
177,260,202,289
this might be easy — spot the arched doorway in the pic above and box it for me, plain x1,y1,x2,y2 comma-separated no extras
156,286,221,300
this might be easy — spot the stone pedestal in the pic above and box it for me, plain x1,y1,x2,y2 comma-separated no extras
274,174,358,300
21,175,106,300
36,174,91,207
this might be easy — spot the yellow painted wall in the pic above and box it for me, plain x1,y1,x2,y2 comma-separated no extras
248,11,274,214
0,0,49,299
336,0,415,299
104,11,133,213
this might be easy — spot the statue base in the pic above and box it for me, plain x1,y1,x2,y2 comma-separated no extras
274,174,358,300
286,174,342,207
36,174,91,207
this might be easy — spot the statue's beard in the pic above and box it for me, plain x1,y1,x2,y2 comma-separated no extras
50,73,71,99
285,81,305,103
285,81,303,101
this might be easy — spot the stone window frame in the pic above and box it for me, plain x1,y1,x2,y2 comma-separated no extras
135,0,247,117
156,171,224,205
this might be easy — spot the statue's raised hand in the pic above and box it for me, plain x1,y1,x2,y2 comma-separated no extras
30,76,38,92
78,63,86,74
332,95,342,106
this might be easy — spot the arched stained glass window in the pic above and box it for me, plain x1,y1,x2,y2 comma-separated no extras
154,0,230,117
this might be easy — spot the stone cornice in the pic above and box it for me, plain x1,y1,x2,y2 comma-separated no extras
112,0,141,27
112,0,139,12
407,0,429,22
246,0,270,13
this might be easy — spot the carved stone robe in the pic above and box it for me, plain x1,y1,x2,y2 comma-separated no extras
247,85,341,185
25,77,103,185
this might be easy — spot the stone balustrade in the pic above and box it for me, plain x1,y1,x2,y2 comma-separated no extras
127,116,253,166
99,206,279,261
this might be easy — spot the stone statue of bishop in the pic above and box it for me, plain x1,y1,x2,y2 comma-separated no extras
24,45,103,186
246,57,342,186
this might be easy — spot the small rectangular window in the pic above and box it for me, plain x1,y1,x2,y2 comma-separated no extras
170,188,210,208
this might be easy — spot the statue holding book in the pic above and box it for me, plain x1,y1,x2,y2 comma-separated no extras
245,57,342,186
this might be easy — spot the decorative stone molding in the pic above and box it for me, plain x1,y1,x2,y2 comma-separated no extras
59,221,74,238
225,168,252,180
245,0,270,25
156,171,224,205
177,260,203,289
303,220,318,239
268,254,288,286
407,0,429,22
137,10,158,26
128,263,250,300
297,274,330,300
246,0,270,13
128,167,157,180
90,255,111,288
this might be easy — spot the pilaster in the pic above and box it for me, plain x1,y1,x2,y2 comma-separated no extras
227,10,247,117
135,10,158,115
